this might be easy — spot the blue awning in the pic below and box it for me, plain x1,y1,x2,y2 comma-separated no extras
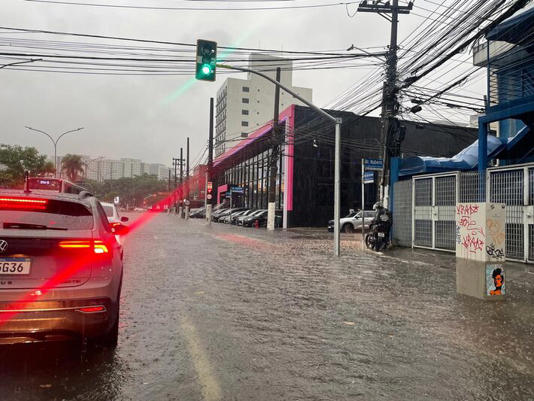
487,6,534,43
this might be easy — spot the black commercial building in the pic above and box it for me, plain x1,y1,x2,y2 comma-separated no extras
211,105,477,228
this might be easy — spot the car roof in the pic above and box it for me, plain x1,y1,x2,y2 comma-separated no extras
100,202,116,208
0,188,93,207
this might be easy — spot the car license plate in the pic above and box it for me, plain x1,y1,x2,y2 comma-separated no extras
0,258,31,275
378,232,385,237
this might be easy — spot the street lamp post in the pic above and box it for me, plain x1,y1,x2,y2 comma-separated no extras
217,64,343,256
25,126,84,178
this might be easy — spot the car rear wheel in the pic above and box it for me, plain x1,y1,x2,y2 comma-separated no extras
100,308,119,348
99,275,122,348
342,223,355,233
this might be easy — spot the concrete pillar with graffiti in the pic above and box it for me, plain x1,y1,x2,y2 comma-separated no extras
455,203,506,300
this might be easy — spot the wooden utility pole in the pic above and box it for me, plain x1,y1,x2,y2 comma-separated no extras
357,0,412,207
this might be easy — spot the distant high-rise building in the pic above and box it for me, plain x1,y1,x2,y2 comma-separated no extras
215,54,313,157
51,155,171,182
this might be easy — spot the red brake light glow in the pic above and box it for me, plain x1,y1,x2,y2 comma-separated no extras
0,197,48,210
76,306,106,313
59,240,109,254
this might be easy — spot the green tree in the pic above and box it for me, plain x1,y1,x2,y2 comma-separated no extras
61,154,85,182
0,144,55,188
79,173,167,207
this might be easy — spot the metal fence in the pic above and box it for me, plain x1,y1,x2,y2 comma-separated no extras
392,179,412,247
487,164,534,263
393,163,534,263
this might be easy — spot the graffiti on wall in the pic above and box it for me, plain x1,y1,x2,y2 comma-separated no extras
456,204,485,256
486,265,505,296
456,203,505,262
486,204,506,262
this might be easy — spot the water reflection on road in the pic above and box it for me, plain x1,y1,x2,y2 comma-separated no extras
0,213,533,401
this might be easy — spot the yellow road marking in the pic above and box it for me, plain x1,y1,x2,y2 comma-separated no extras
180,315,222,401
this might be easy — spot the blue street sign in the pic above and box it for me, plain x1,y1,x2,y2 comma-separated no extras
364,158,383,171
363,171,374,184
230,186,244,194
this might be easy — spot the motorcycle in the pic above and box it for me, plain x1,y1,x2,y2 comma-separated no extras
365,221,390,252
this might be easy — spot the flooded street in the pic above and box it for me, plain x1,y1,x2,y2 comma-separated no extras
1,212,533,401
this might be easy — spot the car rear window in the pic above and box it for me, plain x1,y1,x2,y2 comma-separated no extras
0,198,94,230
103,205,115,217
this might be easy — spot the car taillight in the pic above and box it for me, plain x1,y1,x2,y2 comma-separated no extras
76,305,106,313
59,240,91,249
59,240,109,254
0,196,48,210
93,240,109,254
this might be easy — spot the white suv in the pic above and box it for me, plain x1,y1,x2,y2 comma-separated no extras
328,210,375,233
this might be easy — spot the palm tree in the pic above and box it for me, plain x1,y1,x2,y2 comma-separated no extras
61,154,84,182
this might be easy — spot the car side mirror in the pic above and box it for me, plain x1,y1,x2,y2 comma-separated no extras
113,223,129,235
121,216,129,222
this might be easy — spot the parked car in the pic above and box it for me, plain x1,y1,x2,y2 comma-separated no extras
211,208,229,221
214,207,246,223
236,209,264,226
231,209,256,225
0,189,125,346
256,210,283,228
189,207,205,218
221,209,247,224
328,210,375,233
241,209,268,227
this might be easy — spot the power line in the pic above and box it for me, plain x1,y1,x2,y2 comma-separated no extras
26,0,360,11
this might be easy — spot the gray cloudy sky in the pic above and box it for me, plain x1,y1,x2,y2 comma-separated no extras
1,0,483,167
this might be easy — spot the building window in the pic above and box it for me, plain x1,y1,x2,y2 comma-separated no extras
242,86,249,92
242,98,249,104
241,121,249,127
242,109,249,115
241,132,248,138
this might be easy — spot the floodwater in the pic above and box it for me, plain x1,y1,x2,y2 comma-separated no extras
0,213,533,400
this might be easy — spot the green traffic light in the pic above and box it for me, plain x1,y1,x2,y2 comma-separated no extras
195,39,217,81
201,64,211,75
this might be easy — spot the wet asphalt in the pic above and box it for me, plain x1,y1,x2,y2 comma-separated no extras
0,212,533,401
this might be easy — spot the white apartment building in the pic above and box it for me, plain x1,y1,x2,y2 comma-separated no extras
53,155,171,182
215,54,313,157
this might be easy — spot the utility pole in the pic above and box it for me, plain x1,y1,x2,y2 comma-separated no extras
179,147,184,217
185,137,190,220
172,157,180,193
172,157,181,213
357,0,412,208
168,169,171,192
206,97,214,223
267,67,282,231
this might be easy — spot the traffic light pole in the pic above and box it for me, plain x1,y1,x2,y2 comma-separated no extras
217,63,342,256
206,97,214,224
179,147,183,217
185,137,190,220
267,67,281,231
